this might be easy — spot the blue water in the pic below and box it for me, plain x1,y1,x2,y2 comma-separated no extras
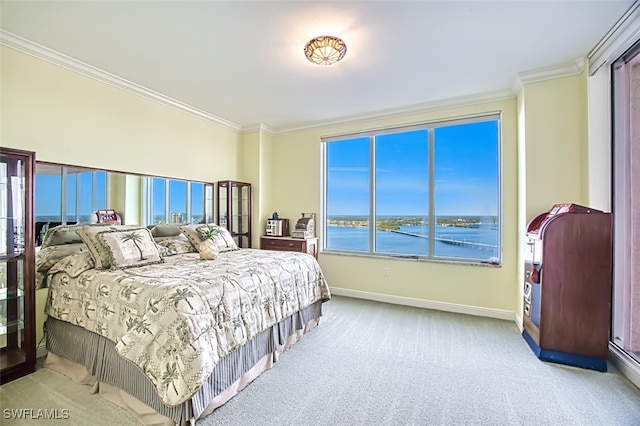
326,224,499,260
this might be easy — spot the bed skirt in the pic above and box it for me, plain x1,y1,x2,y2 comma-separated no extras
44,301,323,425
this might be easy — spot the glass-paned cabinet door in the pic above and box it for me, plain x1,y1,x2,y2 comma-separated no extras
217,181,251,248
0,148,35,384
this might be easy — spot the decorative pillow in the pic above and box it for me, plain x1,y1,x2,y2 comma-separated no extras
152,234,190,243
149,223,184,238
205,225,238,252
179,223,239,253
41,224,85,248
96,227,163,270
76,224,139,269
156,238,197,256
36,243,87,273
48,251,95,278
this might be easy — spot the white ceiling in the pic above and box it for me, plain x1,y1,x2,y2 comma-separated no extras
0,1,635,132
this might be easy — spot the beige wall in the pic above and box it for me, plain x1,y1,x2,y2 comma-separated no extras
521,72,589,221
1,44,596,344
514,70,592,323
238,128,274,248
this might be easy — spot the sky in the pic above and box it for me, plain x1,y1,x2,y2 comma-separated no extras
326,119,499,217
35,171,106,217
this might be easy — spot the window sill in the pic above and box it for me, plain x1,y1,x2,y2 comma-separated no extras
319,249,501,268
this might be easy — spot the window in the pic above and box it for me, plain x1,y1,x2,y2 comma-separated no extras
611,39,640,364
35,164,107,223
145,177,213,225
322,114,501,264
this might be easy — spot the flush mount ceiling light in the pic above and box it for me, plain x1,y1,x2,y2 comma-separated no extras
304,35,347,65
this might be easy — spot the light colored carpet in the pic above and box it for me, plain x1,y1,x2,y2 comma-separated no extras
0,367,138,425
2,296,640,425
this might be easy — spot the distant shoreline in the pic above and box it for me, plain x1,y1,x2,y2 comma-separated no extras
327,215,497,230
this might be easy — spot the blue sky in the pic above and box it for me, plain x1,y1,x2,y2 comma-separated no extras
35,171,106,216
326,120,499,217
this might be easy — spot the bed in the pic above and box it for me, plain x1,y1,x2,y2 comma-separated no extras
37,223,331,425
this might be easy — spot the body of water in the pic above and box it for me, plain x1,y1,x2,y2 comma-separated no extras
326,224,499,260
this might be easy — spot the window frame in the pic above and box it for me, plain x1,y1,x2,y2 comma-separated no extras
320,112,502,266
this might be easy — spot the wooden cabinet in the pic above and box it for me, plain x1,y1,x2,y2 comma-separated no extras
522,208,612,371
261,236,319,259
217,181,251,248
0,148,36,384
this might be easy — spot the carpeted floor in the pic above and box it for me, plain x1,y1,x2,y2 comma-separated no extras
0,367,138,425
2,295,640,425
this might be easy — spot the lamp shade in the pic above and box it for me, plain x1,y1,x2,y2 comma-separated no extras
304,35,347,65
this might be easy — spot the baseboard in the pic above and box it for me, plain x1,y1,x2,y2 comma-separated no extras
330,287,516,322
36,344,48,359
609,343,640,389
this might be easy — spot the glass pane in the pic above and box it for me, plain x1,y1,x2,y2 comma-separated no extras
231,186,240,233
95,171,107,210
35,165,62,222
236,235,249,248
152,178,166,224
325,137,370,252
218,182,228,227
375,130,429,255
238,184,249,235
190,182,204,224
0,157,26,256
0,163,6,257
205,184,214,224
169,180,187,223
66,173,77,222
1,251,25,348
611,44,640,364
433,120,499,261
78,171,94,223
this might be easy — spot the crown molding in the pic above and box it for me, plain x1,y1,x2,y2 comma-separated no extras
588,0,640,75
273,88,515,135
0,29,241,131
512,57,586,94
0,28,594,137
239,123,275,135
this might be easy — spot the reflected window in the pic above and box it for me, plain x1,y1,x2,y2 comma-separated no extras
146,177,213,225
35,164,107,224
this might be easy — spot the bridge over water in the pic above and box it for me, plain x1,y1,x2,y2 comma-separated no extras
389,229,497,251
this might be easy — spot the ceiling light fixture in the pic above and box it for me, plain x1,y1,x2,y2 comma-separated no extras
304,35,347,65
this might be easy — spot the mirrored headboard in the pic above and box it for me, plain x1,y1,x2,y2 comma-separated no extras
35,161,214,245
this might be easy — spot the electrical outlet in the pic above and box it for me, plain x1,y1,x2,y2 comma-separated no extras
383,267,390,276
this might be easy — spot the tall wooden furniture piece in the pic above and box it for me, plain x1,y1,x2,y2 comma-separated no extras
522,204,612,372
217,181,252,248
0,148,36,384
261,236,319,259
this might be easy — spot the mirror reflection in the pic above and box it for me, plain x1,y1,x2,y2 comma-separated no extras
34,162,214,245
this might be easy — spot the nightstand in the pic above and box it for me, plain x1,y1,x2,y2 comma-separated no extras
260,236,318,259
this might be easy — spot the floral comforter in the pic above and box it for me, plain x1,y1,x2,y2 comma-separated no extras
45,249,331,406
